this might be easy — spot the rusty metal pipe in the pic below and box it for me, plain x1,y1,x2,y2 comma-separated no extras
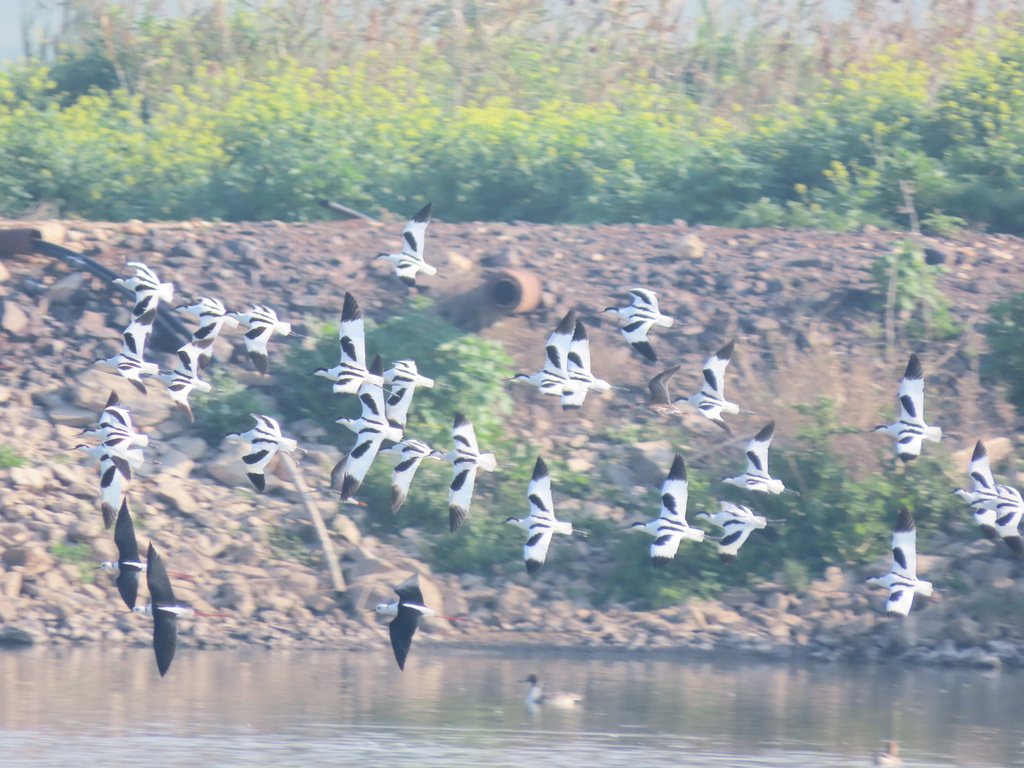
487,269,542,314
0,228,42,256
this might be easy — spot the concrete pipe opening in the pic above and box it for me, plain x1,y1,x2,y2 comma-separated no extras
488,269,542,314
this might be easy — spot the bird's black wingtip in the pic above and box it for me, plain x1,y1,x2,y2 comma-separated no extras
651,556,671,568
717,338,736,360
972,440,987,462
247,472,266,493
754,421,775,442
369,354,384,377
667,453,686,482
718,553,737,565
525,558,543,574
895,506,915,533
399,274,417,287
104,389,120,409
904,352,923,381
341,292,360,322
449,505,468,532
412,202,433,223
632,340,657,363
556,308,579,335
101,502,117,530
532,456,549,481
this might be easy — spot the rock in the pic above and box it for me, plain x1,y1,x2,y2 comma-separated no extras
168,435,208,461
279,572,319,598
1,300,30,336
169,241,206,260
0,262,9,283
72,368,172,426
332,514,362,545
346,549,398,581
217,579,257,618
677,233,706,260
67,518,103,542
9,466,48,489
156,448,195,480
155,479,200,517
47,404,98,427
77,310,110,336
1,545,55,575
0,625,37,646
496,584,537,622
46,272,88,304
2,570,23,598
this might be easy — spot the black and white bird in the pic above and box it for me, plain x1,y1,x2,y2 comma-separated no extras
520,674,583,712
228,304,292,375
510,309,577,398
991,485,1024,557
433,414,497,532
383,360,435,431
561,320,611,410
380,439,440,514
376,203,437,286
153,368,212,423
332,356,403,500
96,296,160,393
954,440,1001,540
505,457,575,573
866,507,933,616
602,288,674,363
373,573,463,670
314,292,385,395
228,414,298,492
98,499,193,608
628,454,705,565
871,353,942,462
175,296,238,375
695,501,782,563
675,340,751,433
722,421,789,495
133,543,224,676
100,498,145,610
639,364,684,419
112,262,174,306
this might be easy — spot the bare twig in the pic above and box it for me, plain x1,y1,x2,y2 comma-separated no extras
318,199,379,223
280,453,346,592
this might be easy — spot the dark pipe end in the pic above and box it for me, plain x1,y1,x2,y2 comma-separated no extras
0,228,42,256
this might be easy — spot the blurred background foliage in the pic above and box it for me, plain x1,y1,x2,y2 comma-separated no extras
7,1,1024,230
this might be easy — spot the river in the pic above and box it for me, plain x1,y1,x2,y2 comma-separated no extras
0,645,1019,766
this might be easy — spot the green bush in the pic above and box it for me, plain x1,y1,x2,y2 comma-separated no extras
983,292,1024,410
13,23,1024,229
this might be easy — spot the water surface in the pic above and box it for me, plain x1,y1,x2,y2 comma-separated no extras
1,645,1020,766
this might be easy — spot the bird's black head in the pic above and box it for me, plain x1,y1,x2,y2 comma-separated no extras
520,674,539,684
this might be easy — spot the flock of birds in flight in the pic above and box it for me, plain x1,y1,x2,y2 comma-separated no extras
61,202,1020,693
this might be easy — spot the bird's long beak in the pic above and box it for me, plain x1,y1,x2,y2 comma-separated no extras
782,489,801,496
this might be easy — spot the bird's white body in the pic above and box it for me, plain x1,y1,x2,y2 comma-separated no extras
630,454,704,565
175,296,238,375
228,304,291,375
314,293,384,395
873,354,941,462
511,309,576,398
133,603,196,619
381,439,439,513
332,359,400,500
383,360,434,431
602,288,674,363
434,415,496,531
561,319,610,410
113,262,174,305
675,340,744,433
866,508,932,616
376,203,436,285
505,457,574,573
229,414,298,492
153,370,212,423
521,674,583,712
695,501,770,563
722,422,786,494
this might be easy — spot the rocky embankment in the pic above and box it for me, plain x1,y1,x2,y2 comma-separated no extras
2,215,1024,666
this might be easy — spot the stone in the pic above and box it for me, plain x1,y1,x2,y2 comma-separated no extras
169,241,206,260
46,272,88,304
156,448,195,480
496,584,537,622
48,404,98,427
77,310,109,336
332,514,362,545
1,300,29,335
677,233,706,260
1,545,55,575
0,625,36,646
155,479,200,517
346,549,397,581
72,368,172,426
280,572,320,598
168,435,208,461
9,466,48,490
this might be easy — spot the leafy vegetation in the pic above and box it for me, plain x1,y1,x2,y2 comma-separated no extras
190,371,273,445
871,239,957,340
10,5,1024,229
983,293,1024,410
0,446,26,469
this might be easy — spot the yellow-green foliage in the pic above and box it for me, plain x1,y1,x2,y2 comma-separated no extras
10,25,1024,228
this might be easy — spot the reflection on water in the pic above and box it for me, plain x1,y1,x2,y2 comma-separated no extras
1,645,1021,767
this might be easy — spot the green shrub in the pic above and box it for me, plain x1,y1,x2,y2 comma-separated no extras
0,446,25,469
983,292,1024,410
